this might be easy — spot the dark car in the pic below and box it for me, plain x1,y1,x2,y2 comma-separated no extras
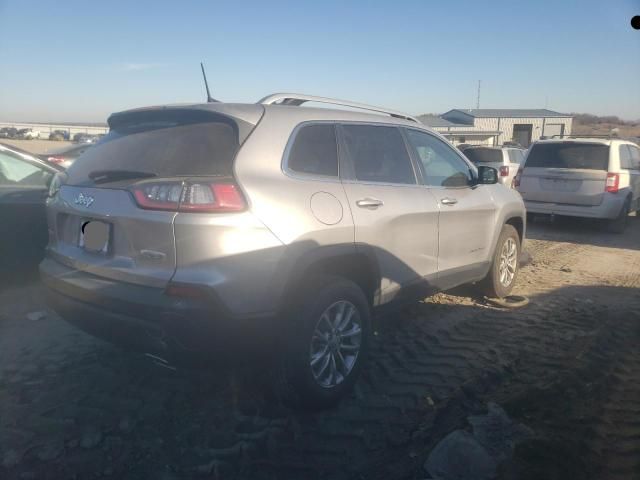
0,127,18,139
42,143,93,168
0,143,62,272
49,129,70,141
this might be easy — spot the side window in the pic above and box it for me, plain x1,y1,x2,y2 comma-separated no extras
287,124,338,177
619,145,632,170
629,145,640,170
340,125,416,184
0,151,51,187
405,129,472,187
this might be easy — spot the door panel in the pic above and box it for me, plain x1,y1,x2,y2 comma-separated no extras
342,181,439,299
338,124,439,303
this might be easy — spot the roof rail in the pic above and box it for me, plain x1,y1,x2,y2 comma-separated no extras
550,134,618,139
257,93,419,123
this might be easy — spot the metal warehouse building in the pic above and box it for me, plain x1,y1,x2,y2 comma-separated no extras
421,109,573,148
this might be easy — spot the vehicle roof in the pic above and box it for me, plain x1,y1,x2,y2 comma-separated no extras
109,102,428,130
533,138,636,146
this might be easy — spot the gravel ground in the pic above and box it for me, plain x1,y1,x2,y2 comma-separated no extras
1,215,639,480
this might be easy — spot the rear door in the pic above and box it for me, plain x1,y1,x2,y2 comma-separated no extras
403,128,497,277
518,142,609,206
338,124,440,302
48,110,251,288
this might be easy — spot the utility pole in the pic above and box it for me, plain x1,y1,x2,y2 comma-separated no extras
476,80,481,109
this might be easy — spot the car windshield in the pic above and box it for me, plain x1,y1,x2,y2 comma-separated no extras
526,142,610,170
463,148,503,164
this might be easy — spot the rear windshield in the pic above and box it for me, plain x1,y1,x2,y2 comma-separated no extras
65,114,241,185
526,143,610,170
463,148,503,164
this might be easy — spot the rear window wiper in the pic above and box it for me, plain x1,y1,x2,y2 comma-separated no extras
88,169,157,184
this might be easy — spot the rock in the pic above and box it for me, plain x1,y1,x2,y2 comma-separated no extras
80,428,103,449
118,417,133,433
560,266,572,273
37,440,64,461
424,430,496,480
468,402,534,462
2,449,21,468
25,311,47,321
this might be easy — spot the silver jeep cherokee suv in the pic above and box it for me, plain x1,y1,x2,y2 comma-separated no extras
41,94,526,407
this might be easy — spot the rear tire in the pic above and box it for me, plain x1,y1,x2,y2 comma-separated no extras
277,275,371,409
606,198,630,234
479,224,520,299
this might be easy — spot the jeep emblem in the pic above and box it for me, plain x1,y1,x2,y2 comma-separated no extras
74,193,95,208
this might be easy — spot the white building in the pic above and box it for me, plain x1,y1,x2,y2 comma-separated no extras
420,109,573,147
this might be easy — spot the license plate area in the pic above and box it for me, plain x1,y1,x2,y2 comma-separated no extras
79,220,111,254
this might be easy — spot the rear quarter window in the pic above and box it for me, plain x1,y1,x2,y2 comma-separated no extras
525,143,610,170
287,124,338,177
463,148,503,164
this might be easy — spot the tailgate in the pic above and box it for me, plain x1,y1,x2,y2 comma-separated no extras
48,185,177,288
519,167,607,206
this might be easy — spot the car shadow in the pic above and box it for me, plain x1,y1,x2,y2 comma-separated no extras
526,212,640,251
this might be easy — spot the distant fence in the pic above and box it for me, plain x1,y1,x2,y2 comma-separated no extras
0,121,108,137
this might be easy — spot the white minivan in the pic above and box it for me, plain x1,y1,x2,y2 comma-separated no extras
516,138,640,233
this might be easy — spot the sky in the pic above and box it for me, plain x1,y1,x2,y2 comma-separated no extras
0,0,639,123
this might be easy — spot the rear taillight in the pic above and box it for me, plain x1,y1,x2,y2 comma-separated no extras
513,169,522,188
605,173,619,193
47,156,65,165
130,180,246,213
499,165,510,177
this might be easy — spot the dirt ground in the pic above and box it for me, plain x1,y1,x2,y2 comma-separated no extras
1,216,639,480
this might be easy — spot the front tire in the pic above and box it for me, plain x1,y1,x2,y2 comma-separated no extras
279,275,371,409
480,224,520,298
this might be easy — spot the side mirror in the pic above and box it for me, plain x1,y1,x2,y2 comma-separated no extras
477,166,498,185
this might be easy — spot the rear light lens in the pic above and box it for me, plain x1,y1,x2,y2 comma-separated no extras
605,173,619,193
130,180,246,213
499,165,510,177
164,283,208,299
47,156,65,165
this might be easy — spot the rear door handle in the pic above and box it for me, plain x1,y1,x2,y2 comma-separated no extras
440,197,458,206
356,198,384,209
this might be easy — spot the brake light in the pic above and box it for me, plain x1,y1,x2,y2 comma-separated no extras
513,169,522,188
165,283,207,299
47,156,65,165
499,165,510,177
131,181,246,212
605,173,619,193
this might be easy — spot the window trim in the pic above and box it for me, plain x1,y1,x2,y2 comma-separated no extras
281,120,341,182
402,126,478,190
336,122,421,187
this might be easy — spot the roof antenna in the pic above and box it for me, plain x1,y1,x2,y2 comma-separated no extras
200,62,218,103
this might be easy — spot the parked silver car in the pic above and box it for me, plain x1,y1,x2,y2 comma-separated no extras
461,146,525,188
516,138,640,233
40,94,526,407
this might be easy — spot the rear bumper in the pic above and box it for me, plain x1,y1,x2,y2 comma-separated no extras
40,257,278,362
524,195,625,220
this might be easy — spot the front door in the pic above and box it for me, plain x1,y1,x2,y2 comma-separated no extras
513,124,533,147
338,124,440,304
403,129,497,286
